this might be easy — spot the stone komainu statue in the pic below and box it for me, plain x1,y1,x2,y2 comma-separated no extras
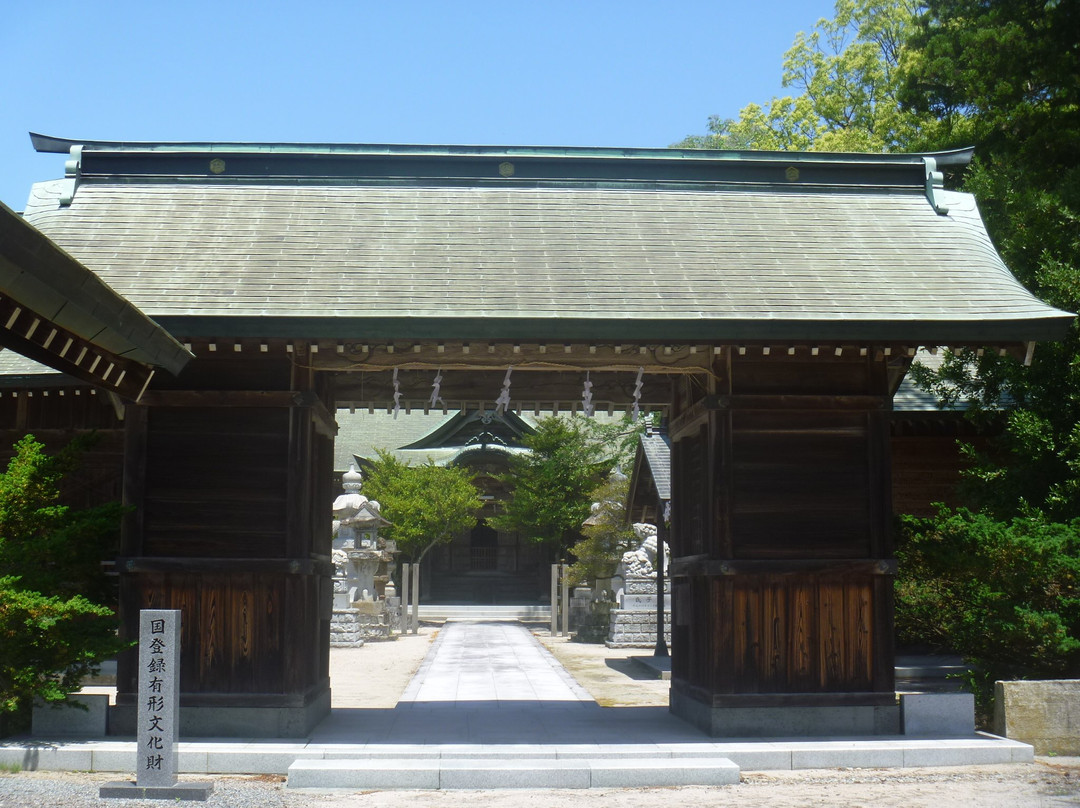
618,522,668,578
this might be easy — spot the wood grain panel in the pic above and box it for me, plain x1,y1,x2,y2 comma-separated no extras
116,569,316,698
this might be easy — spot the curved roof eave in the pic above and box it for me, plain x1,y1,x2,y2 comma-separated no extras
0,203,192,399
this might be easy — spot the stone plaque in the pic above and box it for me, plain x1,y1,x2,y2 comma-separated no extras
137,610,180,788
621,594,672,612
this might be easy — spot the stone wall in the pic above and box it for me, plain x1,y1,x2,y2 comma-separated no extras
994,679,1080,755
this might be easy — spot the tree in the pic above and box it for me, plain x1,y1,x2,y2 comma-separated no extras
898,0,1080,521
567,473,637,586
489,417,618,555
892,0,1080,701
360,451,483,563
675,0,951,152
898,0,1080,174
0,436,129,731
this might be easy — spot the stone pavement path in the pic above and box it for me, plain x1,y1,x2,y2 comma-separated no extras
399,621,592,704
312,620,702,744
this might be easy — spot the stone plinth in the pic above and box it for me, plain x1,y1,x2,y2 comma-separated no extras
32,692,109,737
605,610,671,648
900,693,975,736
994,679,1080,755
331,600,397,646
606,575,672,649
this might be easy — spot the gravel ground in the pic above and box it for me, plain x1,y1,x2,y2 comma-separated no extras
3,762,1080,808
3,625,1078,806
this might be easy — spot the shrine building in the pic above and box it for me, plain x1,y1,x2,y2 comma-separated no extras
0,134,1071,737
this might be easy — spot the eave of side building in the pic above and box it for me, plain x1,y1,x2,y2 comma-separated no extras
0,202,192,400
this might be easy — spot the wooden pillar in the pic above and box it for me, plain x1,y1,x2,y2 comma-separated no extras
113,348,336,737
667,348,897,737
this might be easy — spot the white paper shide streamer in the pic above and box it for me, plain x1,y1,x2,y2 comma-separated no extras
429,369,444,411
581,371,594,417
495,366,513,415
392,367,402,420
632,366,644,420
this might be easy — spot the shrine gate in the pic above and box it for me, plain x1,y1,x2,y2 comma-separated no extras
1,134,1071,736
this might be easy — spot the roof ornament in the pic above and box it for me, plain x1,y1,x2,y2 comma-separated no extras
59,145,83,207
494,366,513,415
923,157,950,216
392,367,401,420
581,371,595,417
342,463,363,492
429,369,445,411
632,367,644,421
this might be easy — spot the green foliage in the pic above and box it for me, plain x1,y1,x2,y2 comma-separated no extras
0,435,125,604
0,436,129,725
361,451,483,563
0,579,125,714
675,0,951,152
489,417,620,553
567,474,637,586
898,0,1080,174
896,508,1080,706
897,0,1080,522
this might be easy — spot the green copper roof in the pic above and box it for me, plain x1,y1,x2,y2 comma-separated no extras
19,136,1072,345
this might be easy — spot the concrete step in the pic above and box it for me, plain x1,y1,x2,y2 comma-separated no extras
287,756,740,789
895,655,972,693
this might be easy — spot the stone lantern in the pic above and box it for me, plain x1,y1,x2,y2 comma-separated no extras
330,464,397,645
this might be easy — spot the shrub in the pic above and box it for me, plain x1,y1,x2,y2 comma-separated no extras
896,507,1080,710
0,436,128,734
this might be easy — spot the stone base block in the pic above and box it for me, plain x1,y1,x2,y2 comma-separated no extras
332,608,395,646
670,688,900,737
32,693,109,737
901,692,975,736
99,780,214,800
606,610,671,648
994,679,1080,755
109,687,330,738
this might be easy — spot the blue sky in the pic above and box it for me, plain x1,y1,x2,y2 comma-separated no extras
2,0,837,210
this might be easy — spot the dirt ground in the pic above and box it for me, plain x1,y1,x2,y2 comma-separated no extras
3,623,1079,806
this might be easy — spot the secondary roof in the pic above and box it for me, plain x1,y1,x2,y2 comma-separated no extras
0,200,191,399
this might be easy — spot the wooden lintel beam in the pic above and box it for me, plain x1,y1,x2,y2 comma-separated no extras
137,389,338,434
333,369,671,408
116,556,333,576
296,391,339,437
713,394,886,410
139,390,303,408
306,341,714,373
669,399,711,441
669,558,898,577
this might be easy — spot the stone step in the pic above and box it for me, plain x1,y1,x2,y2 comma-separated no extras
417,604,552,621
287,756,740,789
